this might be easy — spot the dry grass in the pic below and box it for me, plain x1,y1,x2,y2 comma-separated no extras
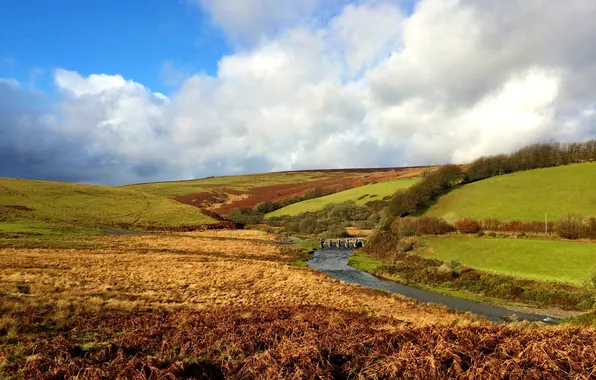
1,300,594,379
2,233,595,378
179,229,284,241
345,227,373,237
120,234,287,258
0,235,460,326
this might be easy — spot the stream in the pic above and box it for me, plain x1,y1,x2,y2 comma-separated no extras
307,249,559,324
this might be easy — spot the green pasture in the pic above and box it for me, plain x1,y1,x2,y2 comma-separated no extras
266,179,419,217
420,236,596,285
0,177,216,234
425,162,596,221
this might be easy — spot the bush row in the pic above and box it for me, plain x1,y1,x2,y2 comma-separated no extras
557,215,596,239
480,215,596,239
391,217,453,236
387,215,596,240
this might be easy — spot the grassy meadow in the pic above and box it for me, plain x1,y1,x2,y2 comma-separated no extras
0,177,216,235
420,237,596,285
425,162,596,221
266,178,419,217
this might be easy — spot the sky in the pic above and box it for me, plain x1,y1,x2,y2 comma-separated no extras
1,0,595,185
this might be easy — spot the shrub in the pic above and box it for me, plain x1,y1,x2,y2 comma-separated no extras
363,230,401,257
442,212,460,226
488,232,497,238
482,219,552,234
298,217,319,234
557,214,585,239
482,218,501,231
476,231,485,237
228,208,263,225
438,260,462,277
397,237,417,253
454,219,481,234
391,217,453,236
392,217,416,236
16,282,30,294
255,200,275,214
585,217,596,239
583,271,596,289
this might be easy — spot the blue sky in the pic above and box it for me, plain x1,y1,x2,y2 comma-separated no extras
0,0,594,185
0,0,229,94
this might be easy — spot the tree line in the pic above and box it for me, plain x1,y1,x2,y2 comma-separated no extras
385,140,596,224
466,140,596,182
386,164,466,221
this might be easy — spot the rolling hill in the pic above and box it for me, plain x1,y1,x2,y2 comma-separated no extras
425,162,596,221
0,177,217,235
266,178,419,217
126,167,429,216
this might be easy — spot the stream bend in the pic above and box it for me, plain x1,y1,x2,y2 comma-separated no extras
307,249,559,324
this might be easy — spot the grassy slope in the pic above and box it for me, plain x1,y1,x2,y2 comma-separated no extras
0,177,216,234
124,171,367,196
266,179,419,217
420,237,595,285
425,162,596,221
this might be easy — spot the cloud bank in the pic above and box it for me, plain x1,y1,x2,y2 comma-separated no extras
1,0,595,185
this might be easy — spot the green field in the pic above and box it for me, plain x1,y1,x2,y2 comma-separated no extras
125,171,369,196
425,162,596,221
0,177,216,235
420,237,596,285
266,179,419,217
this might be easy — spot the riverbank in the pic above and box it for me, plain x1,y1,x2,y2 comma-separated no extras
349,251,586,320
308,249,558,323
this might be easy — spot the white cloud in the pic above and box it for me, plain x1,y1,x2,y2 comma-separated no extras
196,0,322,41
2,0,596,184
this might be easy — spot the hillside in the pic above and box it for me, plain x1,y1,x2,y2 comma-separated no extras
126,167,429,216
0,177,216,235
425,162,596,221
266,178,419,217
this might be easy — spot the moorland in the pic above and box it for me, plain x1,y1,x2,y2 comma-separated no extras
2,141,596,378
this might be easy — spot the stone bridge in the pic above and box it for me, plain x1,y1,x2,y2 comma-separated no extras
320,238,366,249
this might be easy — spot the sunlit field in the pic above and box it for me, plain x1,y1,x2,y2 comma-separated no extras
420,237,596,285
0,177,216,235
426,163,596,221
267,179,419,217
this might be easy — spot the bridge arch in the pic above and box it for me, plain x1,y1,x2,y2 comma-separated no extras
320,238,366,250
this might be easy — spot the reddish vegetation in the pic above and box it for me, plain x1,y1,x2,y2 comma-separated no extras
454,218,482,234
175,167,431,217
5,303,595,379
